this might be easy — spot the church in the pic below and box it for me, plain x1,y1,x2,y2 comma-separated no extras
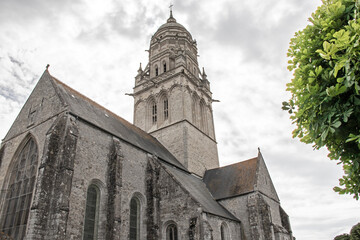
0,11,293,240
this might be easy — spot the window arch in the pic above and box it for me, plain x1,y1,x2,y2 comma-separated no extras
0,137,38,240
129,197,140,240
166,224,178,240
83,184,100,240
163,62,167,73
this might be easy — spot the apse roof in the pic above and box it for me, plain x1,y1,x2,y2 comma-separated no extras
46,70,187,172
203,157,259,200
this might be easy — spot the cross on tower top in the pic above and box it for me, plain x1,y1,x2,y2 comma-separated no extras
169,3,173,17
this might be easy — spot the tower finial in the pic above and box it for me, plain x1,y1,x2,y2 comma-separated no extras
169,3,173,18
167,2,176,22
46,64,50,70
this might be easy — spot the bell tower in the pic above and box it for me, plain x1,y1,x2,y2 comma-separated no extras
133,11,219,176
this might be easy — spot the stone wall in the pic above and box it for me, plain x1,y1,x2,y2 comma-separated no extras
151,121,219,176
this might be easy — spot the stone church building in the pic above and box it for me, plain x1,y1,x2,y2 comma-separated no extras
0,12,293,240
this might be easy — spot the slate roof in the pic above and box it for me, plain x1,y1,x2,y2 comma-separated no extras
203,157,259,200
162,163,239,222
46,70,187,172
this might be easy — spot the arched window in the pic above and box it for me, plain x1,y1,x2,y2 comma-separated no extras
192,95,198,126
0,137,38,240
163,63,167,73
163,98,169,120
152,102,157,124
220,223,229,240
129,197,140,240
83,184,100,240
200,101,208,133
155,65,159,76
166,224,178,240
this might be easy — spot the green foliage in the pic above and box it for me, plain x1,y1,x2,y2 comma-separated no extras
334,234,351,240
350,223,360,240
284,0,360,199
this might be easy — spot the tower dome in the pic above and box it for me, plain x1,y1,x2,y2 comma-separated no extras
152,11,193,41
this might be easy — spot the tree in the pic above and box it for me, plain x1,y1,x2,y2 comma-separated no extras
283,0,360,199
334,234,350,240
350,223,360,240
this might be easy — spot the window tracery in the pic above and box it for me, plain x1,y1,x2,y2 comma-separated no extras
0,138,38,240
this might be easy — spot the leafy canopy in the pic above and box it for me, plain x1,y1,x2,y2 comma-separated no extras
283,0,360,199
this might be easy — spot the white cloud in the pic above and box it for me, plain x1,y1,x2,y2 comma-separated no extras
0,1,359,239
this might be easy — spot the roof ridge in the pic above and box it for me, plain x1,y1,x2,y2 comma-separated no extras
211,156,258,170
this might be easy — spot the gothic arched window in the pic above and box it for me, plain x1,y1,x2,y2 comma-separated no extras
163,62,167,73
163,98,169,120
129,197,140,240
83,184,100,240
220,223,229,240
155,65,159,76
152,102,157,124
166,224,178,240
0,137,38,240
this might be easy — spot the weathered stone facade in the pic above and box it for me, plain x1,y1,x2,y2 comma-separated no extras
0,11,293,240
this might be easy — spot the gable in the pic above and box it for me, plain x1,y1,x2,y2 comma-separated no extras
254,153,280,202
3,70,67,142
203,152,280,202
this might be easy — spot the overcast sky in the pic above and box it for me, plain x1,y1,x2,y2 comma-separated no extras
0,0,359,239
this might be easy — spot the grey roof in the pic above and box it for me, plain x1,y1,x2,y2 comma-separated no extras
162,163,239,222
204,157,258,200
47,71,187,172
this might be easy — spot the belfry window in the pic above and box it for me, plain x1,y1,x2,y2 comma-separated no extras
129,197,140,240
155,66,159,76
163,63,167,73
152,103,157,124
0,137,38,240
166,224,178,240
83,184,100,240
164,99,169,120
